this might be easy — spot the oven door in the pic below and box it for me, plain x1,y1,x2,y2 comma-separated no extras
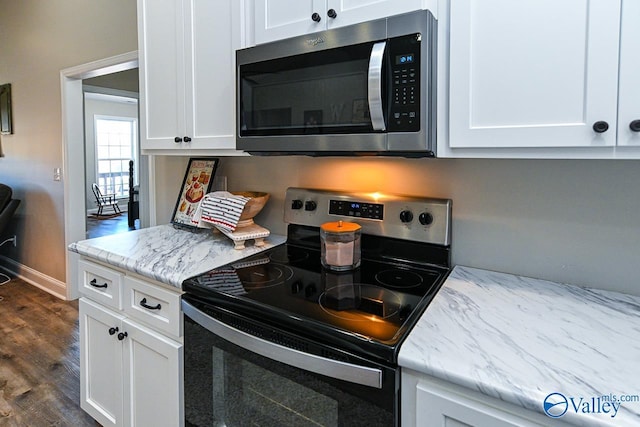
183,297,397,427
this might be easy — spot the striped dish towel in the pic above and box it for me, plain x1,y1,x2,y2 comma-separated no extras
199,191,250,232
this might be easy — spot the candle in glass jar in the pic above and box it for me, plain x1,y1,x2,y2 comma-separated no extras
320,220,361,271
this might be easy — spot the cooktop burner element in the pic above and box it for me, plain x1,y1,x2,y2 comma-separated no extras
319,284,402,320
234,263,293,289
375,269,424,289
268,245,309,263
183,188,452,364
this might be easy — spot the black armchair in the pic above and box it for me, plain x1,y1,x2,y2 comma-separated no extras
0,183,20,285
0,184,20,240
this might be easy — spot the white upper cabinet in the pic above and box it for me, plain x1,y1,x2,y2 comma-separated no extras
447,0,621,151
253,0,425,45
617,0,640,147
138,0,243,153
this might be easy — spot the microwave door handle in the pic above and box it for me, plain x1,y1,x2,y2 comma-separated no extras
368,41,387,131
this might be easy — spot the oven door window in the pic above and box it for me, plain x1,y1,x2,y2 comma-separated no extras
184,315,395,427
239,41,382,137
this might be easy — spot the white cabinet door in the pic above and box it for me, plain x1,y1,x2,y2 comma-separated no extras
122,319,183,427
617,0,640,147
138,0,243,152
138,0,186,149
448,0,621,149
183,0,239,150
254,0,425,44
79,298,125,427
415,382,543,427
326,0,423,30
254,0,325,44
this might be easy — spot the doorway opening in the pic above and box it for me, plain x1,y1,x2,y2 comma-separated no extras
61,51,154,300
82,83,140,238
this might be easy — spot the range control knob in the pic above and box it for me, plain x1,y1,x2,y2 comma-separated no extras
304,200,317,211
399,210,413,223
419,212,433,225
291,199,303,210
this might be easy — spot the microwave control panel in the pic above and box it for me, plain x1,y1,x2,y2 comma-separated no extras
387,33,421,132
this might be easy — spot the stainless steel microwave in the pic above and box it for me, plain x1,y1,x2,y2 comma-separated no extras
236,10,437,157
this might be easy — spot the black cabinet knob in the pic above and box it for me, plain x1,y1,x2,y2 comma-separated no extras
593,121,609,133
311,12,321,22
117,332,128,341
400,210,414,223
174,137,183,143
108,327,119,336
630,120,640,132
419,212,433,226
184,136,192,142
327,9,337,19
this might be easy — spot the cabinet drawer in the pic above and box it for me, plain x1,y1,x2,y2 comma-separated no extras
123,276,182,339
78,259,124,310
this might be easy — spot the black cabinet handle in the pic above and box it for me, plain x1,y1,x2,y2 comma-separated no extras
140,298,162,311
108,327,119,336
89,278,108,289
630,120,640,132
311,12,321,22
174,136,183,143
117,332,128,341
183,136,192,142
327,9,337,19
593,121,609,133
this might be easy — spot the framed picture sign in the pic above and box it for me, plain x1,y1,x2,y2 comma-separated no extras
171,158,218,228
0,84,13,135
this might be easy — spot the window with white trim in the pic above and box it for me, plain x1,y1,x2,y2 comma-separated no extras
95,116,138,199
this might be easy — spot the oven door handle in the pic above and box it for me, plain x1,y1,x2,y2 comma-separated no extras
368,41,387,132
183,301,383,389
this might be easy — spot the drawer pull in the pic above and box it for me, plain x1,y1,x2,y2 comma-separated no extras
108,327,119,336
117,331,128,341
89,278,108,289
140,298,162,311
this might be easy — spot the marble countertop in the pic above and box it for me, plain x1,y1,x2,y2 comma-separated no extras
69,224,286,288
399,265,640,427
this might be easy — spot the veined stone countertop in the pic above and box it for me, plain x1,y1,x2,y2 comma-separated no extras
399,265,640,427
69,224,286,288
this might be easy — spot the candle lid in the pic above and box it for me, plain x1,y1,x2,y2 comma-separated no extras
320,220,361,233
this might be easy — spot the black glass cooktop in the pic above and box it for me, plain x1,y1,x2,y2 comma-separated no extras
183,242,448,364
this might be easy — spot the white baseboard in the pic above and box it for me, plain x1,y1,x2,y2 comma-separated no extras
0,255,67,300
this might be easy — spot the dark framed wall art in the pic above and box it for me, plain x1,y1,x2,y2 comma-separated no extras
171,157,218,228
0,84,13,135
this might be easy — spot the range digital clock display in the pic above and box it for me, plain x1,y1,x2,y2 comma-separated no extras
329,199,384,220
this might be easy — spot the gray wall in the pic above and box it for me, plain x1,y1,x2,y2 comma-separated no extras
154,155,640,296
0,0,137,281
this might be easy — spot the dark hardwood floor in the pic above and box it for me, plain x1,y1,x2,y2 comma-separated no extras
86,212,139,239
0,279,99,426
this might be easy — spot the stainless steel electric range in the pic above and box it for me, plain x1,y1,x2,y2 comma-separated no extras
182,188,452,427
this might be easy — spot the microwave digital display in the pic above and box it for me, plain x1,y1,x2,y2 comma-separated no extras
395,54,415,65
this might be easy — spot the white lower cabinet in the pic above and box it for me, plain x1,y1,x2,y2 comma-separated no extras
78,259,183,427
401,369,570,427
80,298,183,427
